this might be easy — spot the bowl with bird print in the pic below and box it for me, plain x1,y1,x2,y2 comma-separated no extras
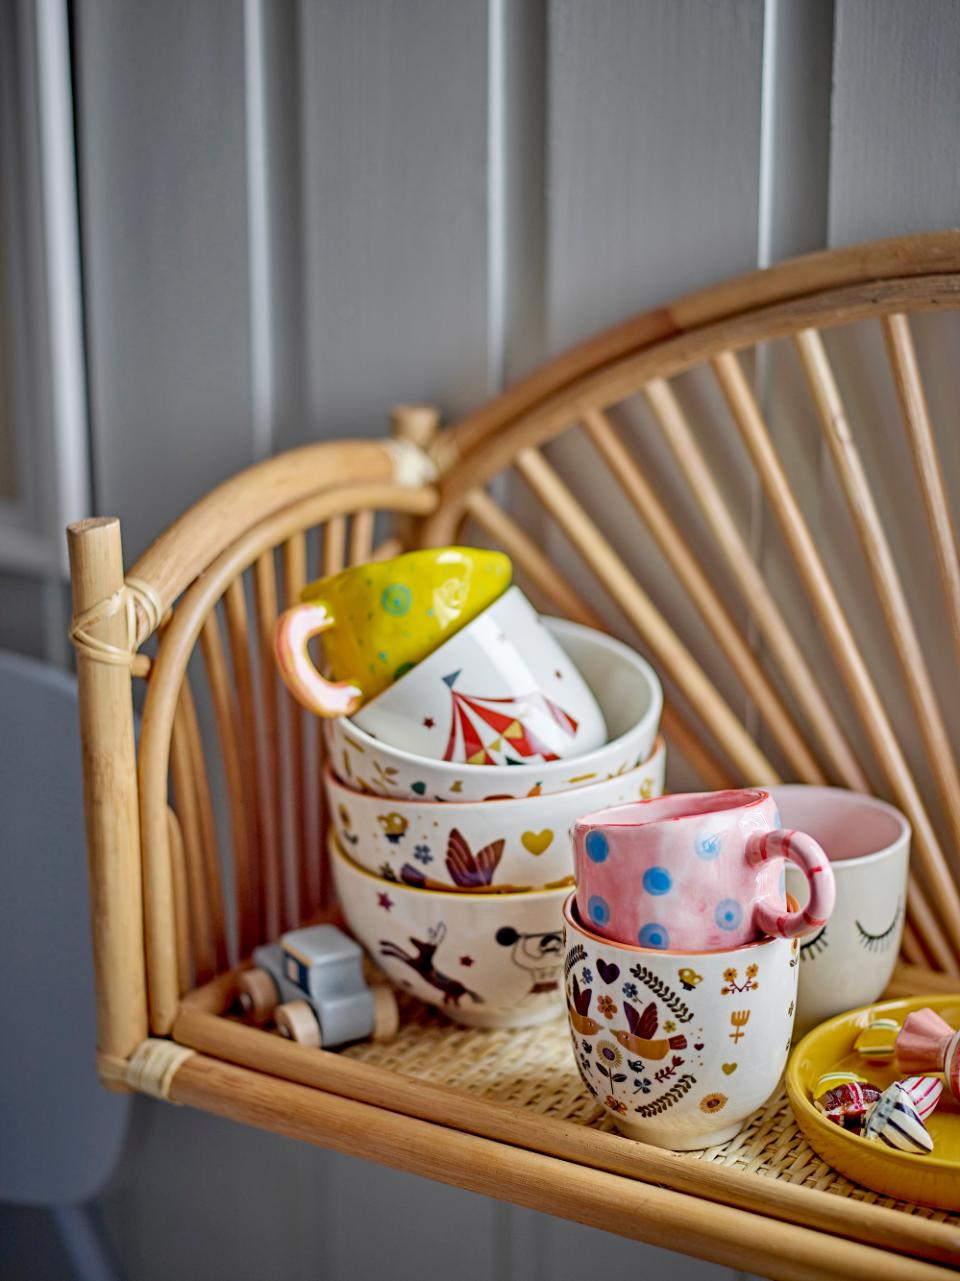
563,895,798,1149
325,736,665,891
331,833,569,1028
324,618,662,803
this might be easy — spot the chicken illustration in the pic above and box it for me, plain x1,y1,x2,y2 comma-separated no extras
567,974,602,1036
378,812,408,844
612,1000,688,1059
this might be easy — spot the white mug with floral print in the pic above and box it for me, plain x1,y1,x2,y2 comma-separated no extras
771,786,910,1036
563,895,798,1149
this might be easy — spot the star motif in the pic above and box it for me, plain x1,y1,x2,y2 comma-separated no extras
459,955,475,967
376,892,394,911
422,716,435,728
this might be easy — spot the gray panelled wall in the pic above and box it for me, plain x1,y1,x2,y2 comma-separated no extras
2,2,959,1278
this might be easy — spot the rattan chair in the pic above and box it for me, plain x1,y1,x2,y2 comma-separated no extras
68,232,960,1279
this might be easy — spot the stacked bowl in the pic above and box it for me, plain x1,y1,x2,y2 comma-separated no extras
275,548,664,1028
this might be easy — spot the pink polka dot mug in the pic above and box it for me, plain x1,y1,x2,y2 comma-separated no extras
573,789,835,951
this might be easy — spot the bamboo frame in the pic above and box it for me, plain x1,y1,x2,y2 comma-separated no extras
70,236,960,1265
282,533,310,921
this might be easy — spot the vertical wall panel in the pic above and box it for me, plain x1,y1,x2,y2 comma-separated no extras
74,0,254,560
293,0,492,444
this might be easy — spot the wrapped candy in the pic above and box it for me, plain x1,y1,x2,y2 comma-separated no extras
863,1081,933,1155
896,1007,960,1102
813,1071,881,1133
899,1074,943,1123
854,1017,900,1062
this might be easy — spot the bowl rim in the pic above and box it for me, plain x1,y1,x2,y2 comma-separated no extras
325,733,665,812
330,831,573,902
562,891,795,958
327,616,663,778
766,784,911,869
572,787,768,834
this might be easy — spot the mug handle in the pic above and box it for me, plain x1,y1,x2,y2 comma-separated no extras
274,603,363,717
746,829,836,940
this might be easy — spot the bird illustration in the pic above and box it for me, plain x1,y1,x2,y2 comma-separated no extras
444,828,504,888
677,967,703,991
567,974,602,1036
612,1001,688,1059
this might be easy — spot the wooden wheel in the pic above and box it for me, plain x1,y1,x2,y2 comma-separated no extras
274,1000,321,1048
370,984,399,1043
235,968,278,1025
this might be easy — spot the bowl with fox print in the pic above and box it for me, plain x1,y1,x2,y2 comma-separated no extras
563,895,798,1149
326,736,665,891
325,618,662,803
331,833,569,1029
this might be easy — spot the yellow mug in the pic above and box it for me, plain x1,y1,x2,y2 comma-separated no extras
274,547,512,717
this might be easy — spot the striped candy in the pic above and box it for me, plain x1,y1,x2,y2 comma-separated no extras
814,1077,882,1133
863,1081,933,1155
855,1017,900,1062
900,1074,943,1124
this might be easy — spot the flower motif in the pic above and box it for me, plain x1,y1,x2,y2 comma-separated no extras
597,995,618,1019
622,981,638,999
746,963,759,980
633,1077,652,1094
699,1091,728,1115
582,967,594,985
596,1040,622,1067
413,844,433,865
605,1094,627,1115
723,966,737,984
663,1019,676,1033
627,1058,645,1073
378,863,397,881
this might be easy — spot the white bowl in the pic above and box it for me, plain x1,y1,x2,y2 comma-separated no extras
326,736,666,890
331,833,568,1028
563,896,798,1149
325,619,662,802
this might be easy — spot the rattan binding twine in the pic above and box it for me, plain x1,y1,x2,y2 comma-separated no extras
125,1038,195,1101
68,576,164,666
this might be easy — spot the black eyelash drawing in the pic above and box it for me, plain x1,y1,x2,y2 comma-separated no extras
855,900,902,953
799,925,828,961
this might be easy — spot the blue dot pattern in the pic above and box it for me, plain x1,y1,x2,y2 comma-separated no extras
588,895,610,926
643,866,672,896
381,584,412,616
638,922,669,949
715,899,743,931
585,831,609,863
697,832,722,859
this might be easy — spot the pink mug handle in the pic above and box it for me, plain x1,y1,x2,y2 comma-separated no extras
274,603,363,717
746,829,836,940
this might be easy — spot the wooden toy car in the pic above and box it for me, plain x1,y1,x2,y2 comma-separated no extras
236,924,399,1048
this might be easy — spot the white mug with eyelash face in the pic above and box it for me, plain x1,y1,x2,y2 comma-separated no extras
771,786,910,1036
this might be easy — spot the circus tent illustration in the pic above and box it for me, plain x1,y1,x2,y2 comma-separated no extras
441,670,579,764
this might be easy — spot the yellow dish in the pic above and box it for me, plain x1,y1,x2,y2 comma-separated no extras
786,993,960,1209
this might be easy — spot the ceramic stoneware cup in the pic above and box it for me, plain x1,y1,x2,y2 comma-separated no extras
348,586,606,764
326,618,662,802
326,736,666,890
573,789,836,950
563,895,799,1148
275,547,512,717
770,786,910,1036
331,833,568,1028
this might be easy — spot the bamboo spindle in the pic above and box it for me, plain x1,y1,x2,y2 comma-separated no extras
581,408,824,782
165,806,192,994
371,536,404,561
170,698,215,980
224,578,266,937
254,551,285,936
348,509,375,567
796,327,960,862
177,678,228,968
200,610,258,959
713,348,960,972
67,517,149,1062
882,313,960,670
314,518,349,910
514,448,778,783
464,487,734,789
643,378,867,792
283,533,310,923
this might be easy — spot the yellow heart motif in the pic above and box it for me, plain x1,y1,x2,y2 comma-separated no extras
522,829,554,855
722,1063,737,1075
